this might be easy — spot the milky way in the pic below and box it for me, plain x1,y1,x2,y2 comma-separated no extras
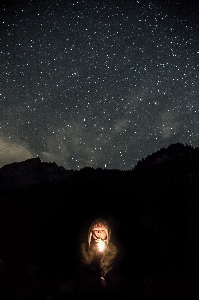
1,0,198,170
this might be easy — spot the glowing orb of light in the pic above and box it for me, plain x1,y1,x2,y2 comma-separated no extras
97,239,105,252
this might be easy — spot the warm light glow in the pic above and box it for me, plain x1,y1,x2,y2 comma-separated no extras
97,239,105,252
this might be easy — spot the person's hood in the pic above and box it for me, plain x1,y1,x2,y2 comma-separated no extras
88,218,111,248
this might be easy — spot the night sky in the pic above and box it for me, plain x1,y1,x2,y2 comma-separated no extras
1,0,198,170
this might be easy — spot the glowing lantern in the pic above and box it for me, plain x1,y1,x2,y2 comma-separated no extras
97,239,105,252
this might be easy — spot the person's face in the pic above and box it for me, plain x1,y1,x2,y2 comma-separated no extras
93,228,107,240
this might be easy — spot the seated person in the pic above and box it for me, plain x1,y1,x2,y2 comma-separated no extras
80,218,118,281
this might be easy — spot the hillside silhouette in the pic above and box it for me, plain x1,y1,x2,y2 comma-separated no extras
0,142,199,297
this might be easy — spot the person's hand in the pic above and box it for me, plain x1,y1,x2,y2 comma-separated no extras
96,239,106,252
100,269,106,280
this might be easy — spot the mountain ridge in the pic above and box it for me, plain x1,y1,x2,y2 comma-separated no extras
0,142,198,191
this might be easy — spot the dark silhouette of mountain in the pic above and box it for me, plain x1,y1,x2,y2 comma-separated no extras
1,142,199,297
0,157,75,191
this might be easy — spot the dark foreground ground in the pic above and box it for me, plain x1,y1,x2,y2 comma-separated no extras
1,271,199,299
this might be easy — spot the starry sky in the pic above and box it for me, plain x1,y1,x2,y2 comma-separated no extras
1,0,199,170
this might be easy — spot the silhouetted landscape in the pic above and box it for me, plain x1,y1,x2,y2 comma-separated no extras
1,142,199,298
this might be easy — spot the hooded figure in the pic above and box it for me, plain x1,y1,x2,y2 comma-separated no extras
80,218,118,280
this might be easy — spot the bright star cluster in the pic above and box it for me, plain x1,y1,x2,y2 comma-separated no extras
1,0,198,170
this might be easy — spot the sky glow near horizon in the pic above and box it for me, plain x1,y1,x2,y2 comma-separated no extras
1,0,199,170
